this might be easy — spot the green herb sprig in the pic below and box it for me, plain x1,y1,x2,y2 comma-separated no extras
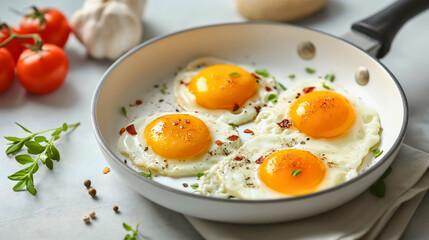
322,82,330,90
197,172,204,179
273,77,286,91
255,69,270,78
291,169,301,177
123,222,140,240
324,73,335,82
229,72,240,77
139,170,152,178
268,94,278,103
160,83,167,94
370,166,392,197
121,106,127,117
305,67,315,74
191,183,199,189
5,122,80,195
373,148,383,158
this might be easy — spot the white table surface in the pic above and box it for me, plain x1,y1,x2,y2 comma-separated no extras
1,0,428,239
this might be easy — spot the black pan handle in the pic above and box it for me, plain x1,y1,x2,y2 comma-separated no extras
352,0,429,58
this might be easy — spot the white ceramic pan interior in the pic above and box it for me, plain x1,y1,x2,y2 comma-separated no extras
91,22,407,223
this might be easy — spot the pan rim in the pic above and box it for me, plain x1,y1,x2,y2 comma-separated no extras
90,21,408,204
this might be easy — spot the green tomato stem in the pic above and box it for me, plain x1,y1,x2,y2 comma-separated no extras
0,23,43,51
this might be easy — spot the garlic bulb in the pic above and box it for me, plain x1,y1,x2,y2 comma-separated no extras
71,0,145,60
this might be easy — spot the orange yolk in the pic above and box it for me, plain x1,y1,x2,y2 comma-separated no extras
288,91,356,138
188,64,258,111
144,114,212,159
259,149,326,196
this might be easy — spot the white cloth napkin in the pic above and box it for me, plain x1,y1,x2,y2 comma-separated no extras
187,144,429,240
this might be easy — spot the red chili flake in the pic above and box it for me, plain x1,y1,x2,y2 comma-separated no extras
277,119,292,128
172,121,179,126
254,106,261,114
215,140,223,146
125,124,138,135
303,87,315,94
232,104,240,111
234,156,243,161
265,86,272,92
136,100,143,105
296,93,301,99
119,128,126,135
251,73,261,80
179,80,189,86
227,135,239,141
243,129,254,135
255,156,265,164
184,119,190,124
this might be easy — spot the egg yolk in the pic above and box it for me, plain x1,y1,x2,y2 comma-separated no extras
188,64,258,111
259,149,326,196
144,114,212,159
288,91,356,138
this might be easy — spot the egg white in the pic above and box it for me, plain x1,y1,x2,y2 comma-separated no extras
253,79,381,177
174,57,278,125
197,134,349,199
118,112,242,177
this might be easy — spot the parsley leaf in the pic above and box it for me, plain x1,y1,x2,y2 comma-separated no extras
324,73,335,82
255,69,270,78
267,94,278,103
273,77,286,91
197,172,204,179
288,74,295,79
305,67,315,74
160,83,167,94
121,107,127,117
6,122,80,195
373,148,383,158
322,82,330,90
139,170,152,178
123,222,140,240
369,166,392,198
291,169,301,177
191,183,199,189
229,72,240,77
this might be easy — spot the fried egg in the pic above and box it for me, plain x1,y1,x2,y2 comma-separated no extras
118,112,242,177
174,57,278,125
197,134,349,199
253,79,381,177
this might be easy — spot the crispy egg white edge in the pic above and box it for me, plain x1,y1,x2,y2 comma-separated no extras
197,134,350,200
174,57,278,125
118,112,242,177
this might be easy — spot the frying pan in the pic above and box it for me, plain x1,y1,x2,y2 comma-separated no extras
91,0,429,223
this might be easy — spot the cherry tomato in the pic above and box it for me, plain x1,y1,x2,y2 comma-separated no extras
0,48,15,93
0,26,32,63
19,7,70,48
17,44,69,95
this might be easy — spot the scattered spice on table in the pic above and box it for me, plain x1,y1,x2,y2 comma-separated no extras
88,187,97,197
84,179,91,189
83,216,90,224
102,166,110,174
113,205,119,213
89,211,96,219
